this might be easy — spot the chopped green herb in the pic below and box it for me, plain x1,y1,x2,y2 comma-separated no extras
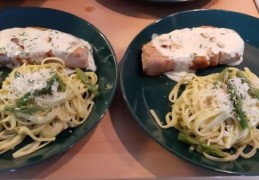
19,32,25,36
28,79,34,84
0,47,6,52
66,45,72,51
31,37,38,41
14,71,21,78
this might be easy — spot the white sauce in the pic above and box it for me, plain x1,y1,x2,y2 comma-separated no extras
87,51,96,71
164,70,195,82
151,27,244,81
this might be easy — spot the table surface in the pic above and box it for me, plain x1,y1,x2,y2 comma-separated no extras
0,0,258,179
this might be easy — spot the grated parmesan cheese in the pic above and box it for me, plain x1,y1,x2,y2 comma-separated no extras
200,76,259,127
201,82,234,115
9,69,55,97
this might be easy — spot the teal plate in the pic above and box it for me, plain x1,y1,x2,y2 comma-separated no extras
0,7,117,171
120,9,259,175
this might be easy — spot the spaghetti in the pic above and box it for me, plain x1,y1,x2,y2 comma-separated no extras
0,57,98,158
152,67,259,161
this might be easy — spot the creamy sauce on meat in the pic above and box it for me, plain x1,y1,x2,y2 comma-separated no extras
0,27,96,71
151,27,244,81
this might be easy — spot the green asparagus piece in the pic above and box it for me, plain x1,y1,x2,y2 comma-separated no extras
198,144,227,158
178,132,199,145
236,70,259,99
227,82,248,129
75,68,99,96
217,68,229,83
178,132,227,158
16,91,34,107
217,69,248,129
40,73,65,93
4,104,42,114
16,73,65,107
236,70,250,84
56,75,66,92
